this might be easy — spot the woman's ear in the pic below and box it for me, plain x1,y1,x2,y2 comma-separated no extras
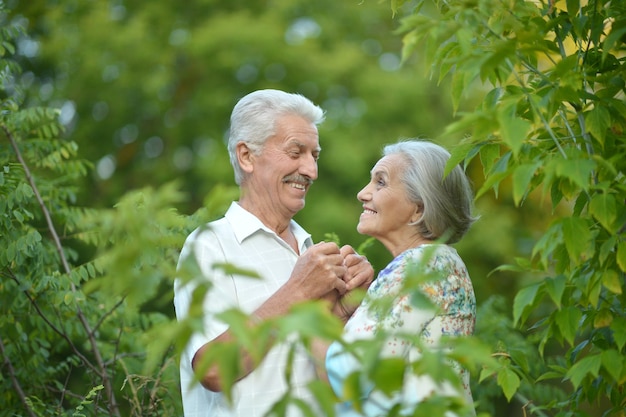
236,142,254,174
410,202,424,224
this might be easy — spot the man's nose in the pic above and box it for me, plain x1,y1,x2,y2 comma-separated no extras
301,154,318,180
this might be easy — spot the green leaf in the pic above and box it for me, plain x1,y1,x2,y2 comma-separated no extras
212,262,260,279
612,317,626,351
476,151,512,199
371,357,406,395
450,67,467,113
552,157,596,191
544,275,566,309
63,292,74,305
617,241,626,273
589,193,618,232
306,379,337,417
566,0,580,16
601,350,623,383
513,283,541,326
566,354,601,389
497,104,531,156
496,367,520,402
593,308,613,328
602,26,626,62
599,235,617,265
602,269,622,295
512,162,540,206
279,301,343,341
532,221,563,267
561,217,592,265
479,142,501,177
555,306,582,346
446,139,479,176
585,106,611,146
536,370,565,382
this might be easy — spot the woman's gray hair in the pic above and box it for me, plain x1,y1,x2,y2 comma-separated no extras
227,89,325,185
383,139,478,244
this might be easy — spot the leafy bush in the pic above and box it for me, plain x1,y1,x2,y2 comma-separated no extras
393,0,626,414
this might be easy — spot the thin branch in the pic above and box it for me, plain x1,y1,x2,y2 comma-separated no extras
506,60,569,158
0,336,38,417
4,267,98,374
44,384,110,415
92,296,126,335
2,123,121,417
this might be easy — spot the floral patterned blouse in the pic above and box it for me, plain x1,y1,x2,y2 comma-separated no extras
325,244,476,416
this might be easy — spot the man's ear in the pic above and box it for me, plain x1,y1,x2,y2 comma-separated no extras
236,142,254,174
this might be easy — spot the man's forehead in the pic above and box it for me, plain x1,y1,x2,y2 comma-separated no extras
285,138,321,152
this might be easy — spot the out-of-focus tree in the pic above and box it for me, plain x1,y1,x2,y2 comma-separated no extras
9,0,509,266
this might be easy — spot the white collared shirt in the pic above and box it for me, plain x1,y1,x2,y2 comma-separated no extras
174,202,316,417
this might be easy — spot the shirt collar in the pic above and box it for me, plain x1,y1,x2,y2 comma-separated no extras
225,202,313,251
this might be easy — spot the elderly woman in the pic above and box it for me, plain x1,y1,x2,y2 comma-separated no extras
325,139,478,416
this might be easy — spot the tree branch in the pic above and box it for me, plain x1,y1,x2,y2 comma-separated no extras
4,266,98,374
2,123,121,417
0,336,38,417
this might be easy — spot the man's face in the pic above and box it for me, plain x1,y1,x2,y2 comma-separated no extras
247,113,321,222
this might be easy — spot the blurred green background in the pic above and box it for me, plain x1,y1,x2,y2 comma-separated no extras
9,0,538,283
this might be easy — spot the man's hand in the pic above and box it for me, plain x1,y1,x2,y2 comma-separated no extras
340,245,374,291
287,241,348,301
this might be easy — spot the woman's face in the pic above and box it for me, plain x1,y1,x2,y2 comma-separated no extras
356,153,421,255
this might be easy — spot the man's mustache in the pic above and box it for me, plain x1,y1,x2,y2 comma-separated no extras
282,175,313,186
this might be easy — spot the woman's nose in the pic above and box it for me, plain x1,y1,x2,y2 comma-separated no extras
356,184,370,202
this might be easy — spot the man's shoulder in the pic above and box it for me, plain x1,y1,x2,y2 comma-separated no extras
187,216,231,241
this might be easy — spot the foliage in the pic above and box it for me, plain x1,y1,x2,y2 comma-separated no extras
393,0,626,415
0,8,203,414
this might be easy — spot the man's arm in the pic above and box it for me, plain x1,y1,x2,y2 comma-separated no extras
192,241,348,392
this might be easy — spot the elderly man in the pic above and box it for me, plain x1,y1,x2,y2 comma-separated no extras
174,89,373,417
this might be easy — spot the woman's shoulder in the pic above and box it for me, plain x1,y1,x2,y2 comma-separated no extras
403,243,460,263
